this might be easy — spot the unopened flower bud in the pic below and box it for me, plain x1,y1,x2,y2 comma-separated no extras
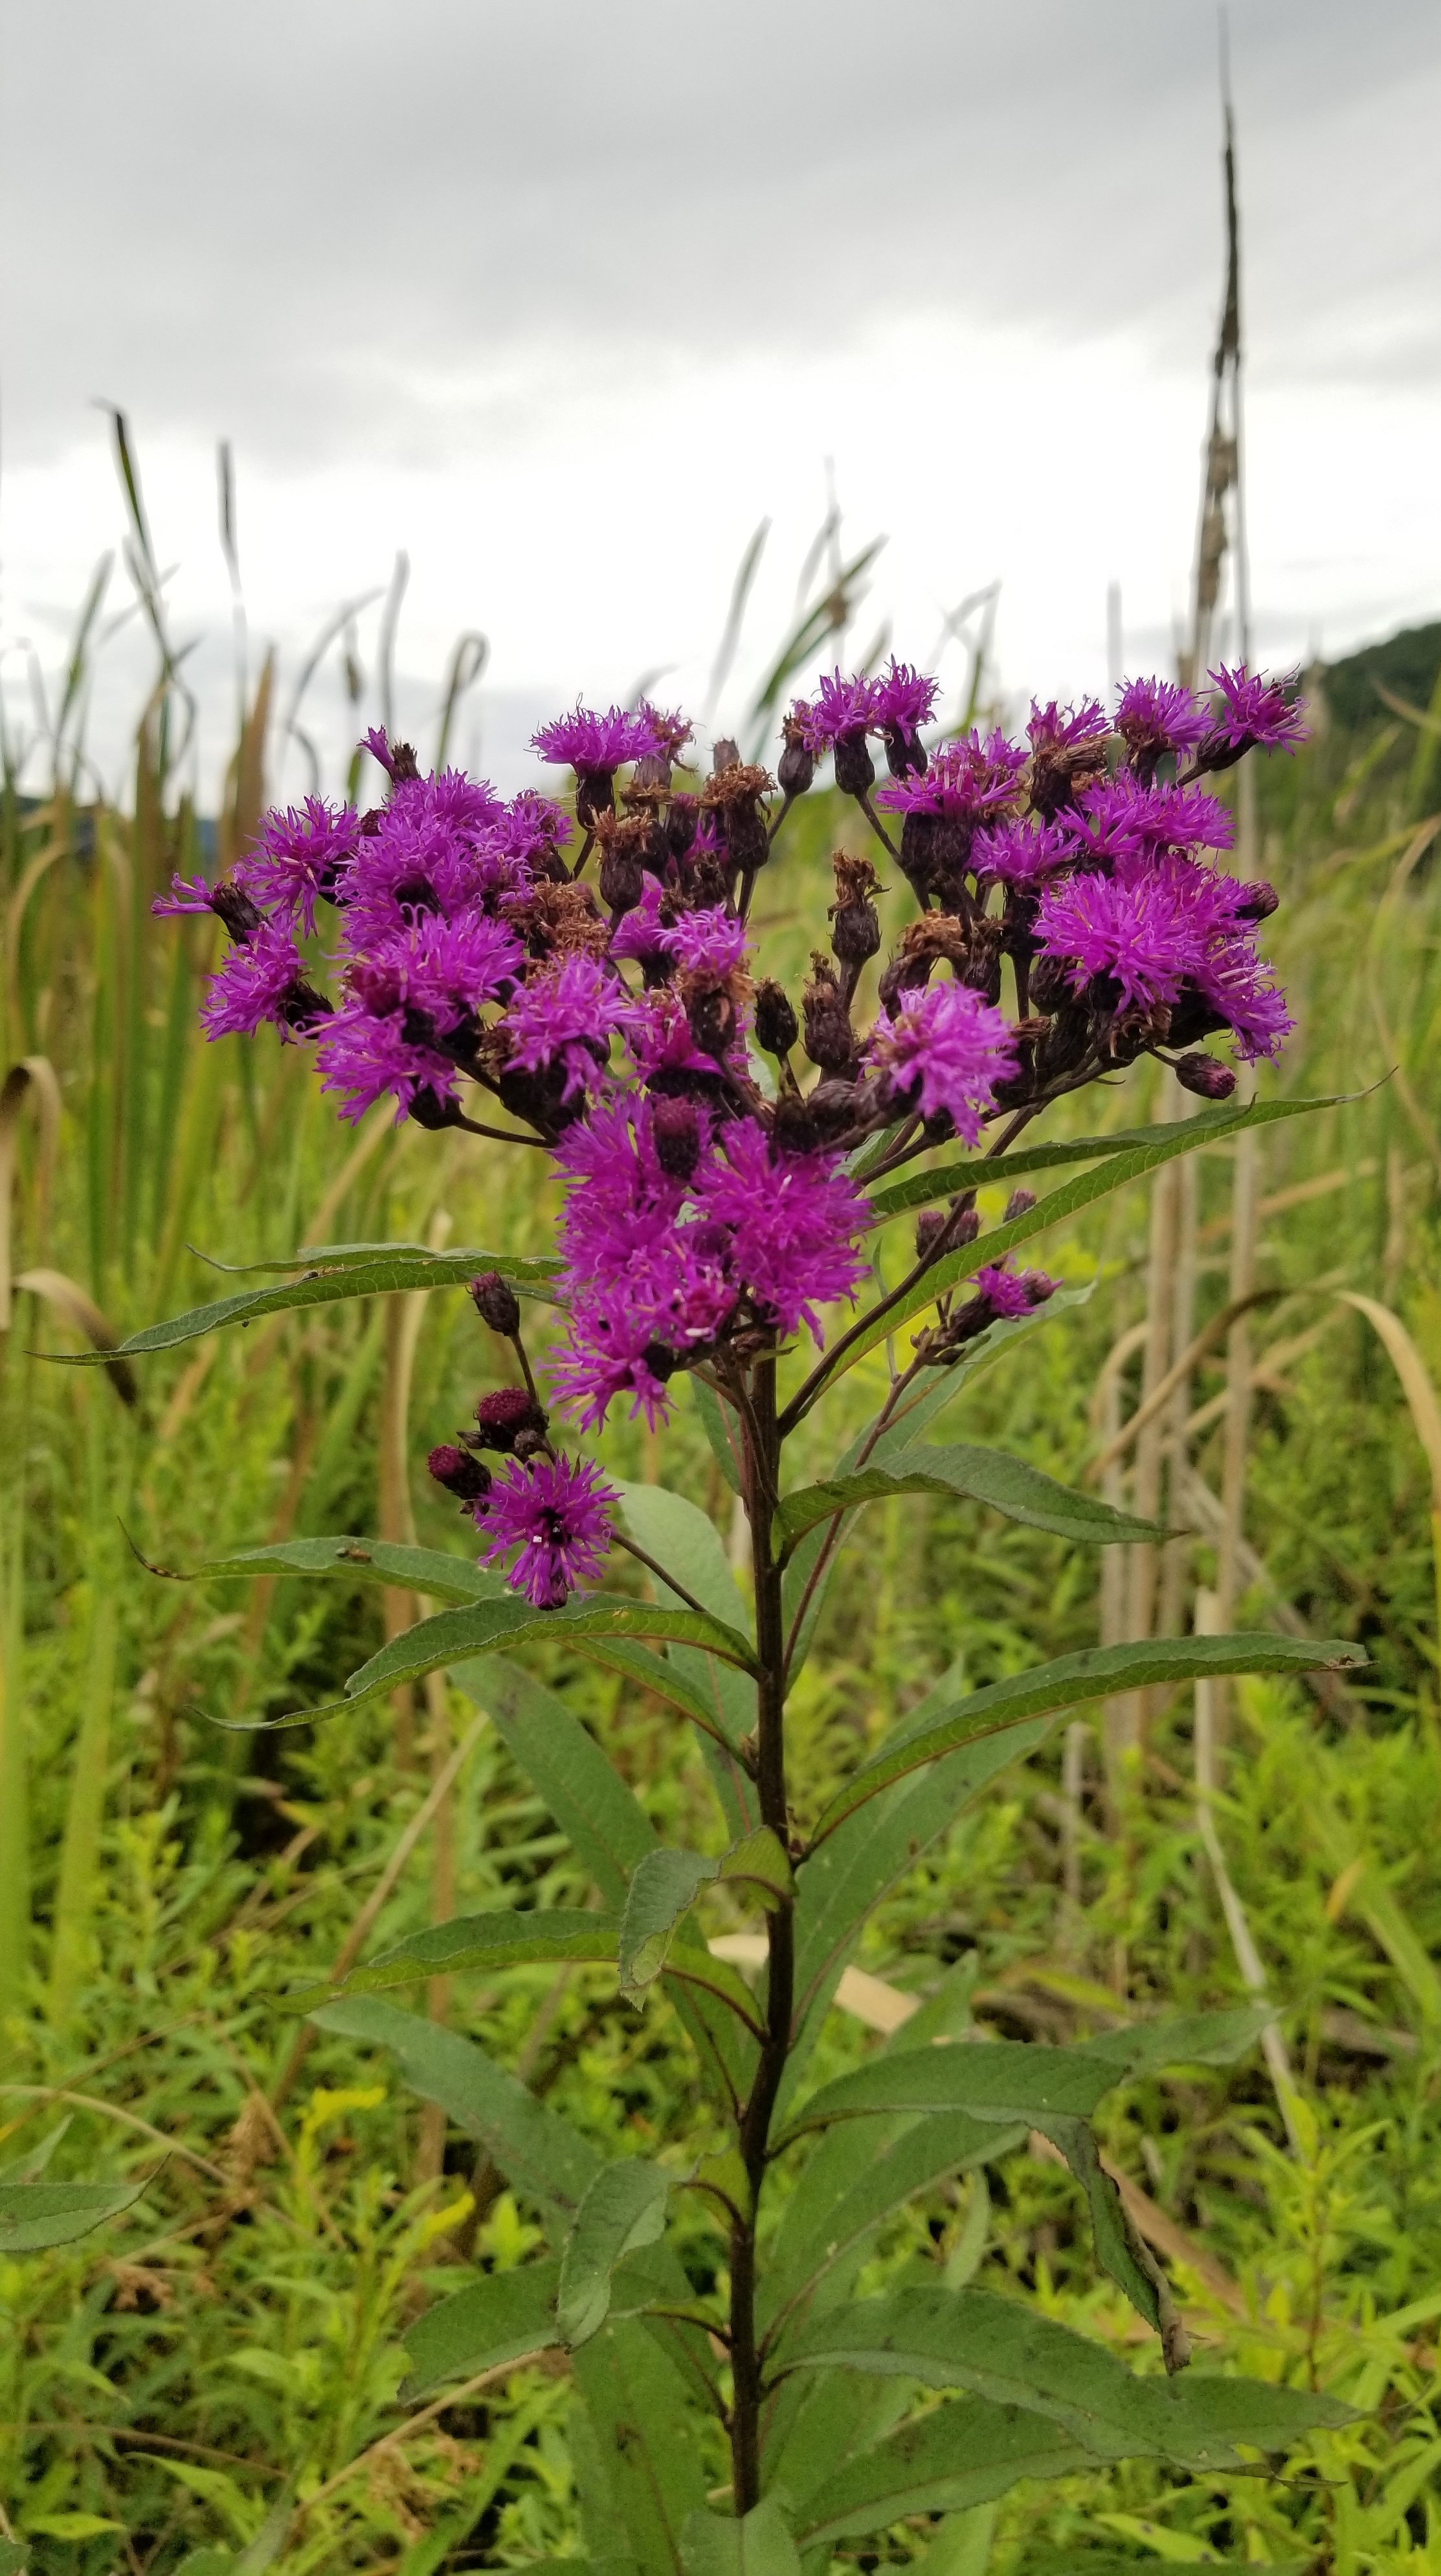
829,852,882,970
474,1386,548,1453
653,1095,702,1181
832,728,875,799
1173,1051,1236,1101
599,842,645,915
802,957,858,1074
915,1209,947,1261
511,1425,548,1462
388,741,421,785
1003,1188,1037,1222
1236,879,1279,923
754,979,799,1057
469,1270,521,1337
777,716,815,801
711,739,741,774
429,1444,493,1506
666,794,699,862
211,880,266,944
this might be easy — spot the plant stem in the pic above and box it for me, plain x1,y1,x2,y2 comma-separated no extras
729,1354,794,2513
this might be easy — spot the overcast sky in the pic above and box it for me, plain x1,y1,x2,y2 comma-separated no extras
2,0,1439,804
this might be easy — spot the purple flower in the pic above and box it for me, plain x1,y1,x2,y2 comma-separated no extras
1193,937,1294,1062
693,1123,868,1343
790,671,883,758
361,724,399,776
871,659,941,739
315,1003,460,1124
609,877,676,974
665,906,750,978
866,980,1017,1144
1027,699,1110,759
500,790,573,870
341,810,515,951
972,1263,1059,1319
1078,774,1234,860
200,920,322,1041
1203,666,1307,759
623,985,743,1084
234,796,362,932
1114,677,1209,770
874,728,1027,822
971,818,1075,888
1034,853,1259,1016
531,703,665,775
153,872,221,918
505,954,629,1102
347,913,522,1028
478,1453,618,1609
636,700,694,759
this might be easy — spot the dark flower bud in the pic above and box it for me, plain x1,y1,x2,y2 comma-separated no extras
832,728,875,799
474,1385,548,1453
211,880,266,945
641,1339,680,1383
1029,952,1072,1015
1173,1051,1237,1101
574,767,615,829
511,1425,548,1462
882,724,928,781
829,853,882,970
469,1270,521,1336
777,715,815,800
409,1085,465,1132
653,1095,703,1182
802,956,858,1075
1003,1188,1037,1222
722,797,768,879
686,981,740,1061
599,840,645,915
429,1444,493,1506
711,738,741,774
388,741,421,785
1235,879,1279,923
897,809,937,903
628,752,672,798
666,794,700,862
754,979,799,1057
915,1209,947,1261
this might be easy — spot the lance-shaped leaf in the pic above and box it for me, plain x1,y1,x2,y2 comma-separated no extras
45,1244,560,1363
613,1478,759,1839
807,1633,1367,1845
765,2112,1025,2336
863,1093,1341,1226
680,2502,801,2576
1033,2116,1181,2355
620,1831,792,2000
401,2257,563,2399
772,1442,1165,1563
776,2006,1276,2153
241,1589,761,1731
559,2161,673,2347
309,1997,601,2241
791,2394,1088,2551
572,2316,711,2576
288,1907,620,2008
144,1532,502,1606
827,1093,1338,1386
778,2286,1352,2467
0,2174,153,2252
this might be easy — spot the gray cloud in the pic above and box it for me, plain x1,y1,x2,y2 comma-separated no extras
3,0,1439,472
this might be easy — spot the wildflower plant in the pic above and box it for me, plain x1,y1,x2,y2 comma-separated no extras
137,660,1371,2557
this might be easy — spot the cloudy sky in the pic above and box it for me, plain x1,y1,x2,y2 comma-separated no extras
1,0,1438,804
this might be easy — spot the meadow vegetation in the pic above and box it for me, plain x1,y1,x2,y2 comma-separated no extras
3,573,1441,2573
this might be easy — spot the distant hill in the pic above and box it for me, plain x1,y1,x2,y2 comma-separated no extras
1322,622,1441,730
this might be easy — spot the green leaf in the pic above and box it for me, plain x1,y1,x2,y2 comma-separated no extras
174,1533,500,1605
572,2316,711,2576
775,2039,1128,2150
620,1831,792,2000
780,2287,1352,2467
807,1633,1368,1844
559,2162,673,2347
688,1376,743,1495
51,1245,560,1363
1089,2004,1273,2076
612,1478,759,1839
26,2516,125,2541
0,2542,27,2573
835,1093,1338,1382
308,1997,601,2241
762,2113,1025,2338
773,1443,1165,1562
0,2173,151,2251
1033,2117,1170,2337
402,2258,563,2399
680,2502,801,2576
289,1907,621,2008
790,2394,1088,2551
864,1093,1340,1226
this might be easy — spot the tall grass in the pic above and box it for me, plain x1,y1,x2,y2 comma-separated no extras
3,539,1441,2567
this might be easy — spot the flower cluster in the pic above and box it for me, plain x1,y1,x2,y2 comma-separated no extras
159,661,1302,1607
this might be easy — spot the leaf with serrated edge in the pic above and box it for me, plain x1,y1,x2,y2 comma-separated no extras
831,1094,1337,1383
620,1831,791,1998
0,2175,151,2252
401,2258,563,2400
780,2287,1352,2467
50,1247,559,1364
806,1633,1367,1844
559,2162,672,2347
791,2394,1087,2551
773,1444,1165,1560
288,1908,621,2008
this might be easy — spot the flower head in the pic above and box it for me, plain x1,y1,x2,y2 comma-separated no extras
153,871,222,918
531,703,665,776
200,920,325,1041
346,912,521,1029
505,954,629,1102
478,1453,618,1609
1078,774,1234,860
235,796,362,932
1114,677,1209,770
1027,699,1110,759
875,728,1027,822
315,1001,460,1124
665,906,750,979
1203,666,1307,757
866,978,1017,1142
790,670,882,757
635,700,694,759
971,818,1075,888
691,1124,869,1342
972,1262,1060,1320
